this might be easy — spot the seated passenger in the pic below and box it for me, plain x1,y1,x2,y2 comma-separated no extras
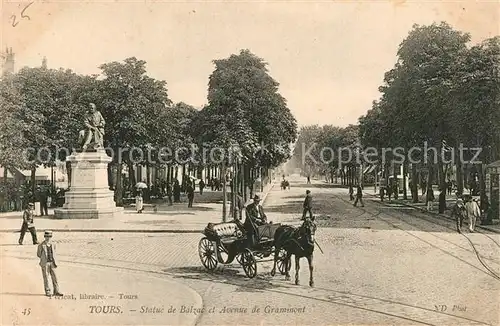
244,195,267,246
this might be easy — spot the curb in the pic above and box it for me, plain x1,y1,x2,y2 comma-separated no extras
365,191,500,234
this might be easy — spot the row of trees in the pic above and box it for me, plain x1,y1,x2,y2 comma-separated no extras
0,50,298,219
290,22,500,213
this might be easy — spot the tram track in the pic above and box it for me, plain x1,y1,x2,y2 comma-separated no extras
332,195,500,281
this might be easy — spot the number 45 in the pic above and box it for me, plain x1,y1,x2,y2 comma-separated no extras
22,308,31,315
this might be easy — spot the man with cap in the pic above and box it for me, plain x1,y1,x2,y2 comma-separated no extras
37,230,63,297
244,195,268,246
451,198,467,233
302,190,313,219
18,203,38,245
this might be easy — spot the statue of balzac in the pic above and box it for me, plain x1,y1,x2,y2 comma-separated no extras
78,103,105,151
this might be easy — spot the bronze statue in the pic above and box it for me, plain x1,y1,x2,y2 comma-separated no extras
78,103,105,151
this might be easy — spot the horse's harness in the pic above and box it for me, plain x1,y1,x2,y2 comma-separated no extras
278,222,315,251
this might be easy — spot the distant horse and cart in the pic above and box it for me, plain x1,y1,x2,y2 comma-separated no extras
198,214,318,286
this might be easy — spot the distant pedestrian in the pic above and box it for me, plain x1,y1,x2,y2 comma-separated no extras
166,182,173,205
236,192,245,220
465,196,480,233
447,180,453,195
393,184,398,200
37,230,62,297
302,190,313,219
186,182,195,208
39,187,49,216
426,186,435,211
348,185,354,201
307,175,311,184
451,198,467,233
386,185,393,201
379,186,385,202
135,190,144,213
199,179,205,195
18,203,38,245
173,180,181,202
353,185,364,207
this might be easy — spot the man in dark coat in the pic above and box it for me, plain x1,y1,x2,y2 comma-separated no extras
198,179,205,195
40,186,49,216
19,203,38,245
173,180,181,203
236,192,245,220
353,185,364,207
186,182,195,208
302,190,313,219
451,198,467,233
244,195,267,246
166,182,173,206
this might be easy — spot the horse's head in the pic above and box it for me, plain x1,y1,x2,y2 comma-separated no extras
300,216,317,245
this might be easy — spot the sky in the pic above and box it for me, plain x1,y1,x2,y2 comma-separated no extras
1,1,498,128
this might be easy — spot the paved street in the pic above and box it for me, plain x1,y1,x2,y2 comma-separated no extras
1,176,499,325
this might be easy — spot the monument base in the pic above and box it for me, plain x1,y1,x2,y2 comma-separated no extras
54,150,123,219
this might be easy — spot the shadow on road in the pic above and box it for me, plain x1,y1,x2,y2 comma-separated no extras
165,266,294,293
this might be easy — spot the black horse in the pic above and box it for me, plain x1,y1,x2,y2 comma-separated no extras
270,217,317,287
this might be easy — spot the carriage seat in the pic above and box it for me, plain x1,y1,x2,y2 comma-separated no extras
212,223,240,237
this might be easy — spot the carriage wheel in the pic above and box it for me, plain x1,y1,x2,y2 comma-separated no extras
236,253,243,265
198,237,218,271
277,248,290,275
240,249,257,278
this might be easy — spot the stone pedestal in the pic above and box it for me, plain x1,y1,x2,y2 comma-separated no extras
54,150,123,219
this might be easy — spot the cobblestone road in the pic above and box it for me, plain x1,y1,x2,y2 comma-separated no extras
2,176,499,325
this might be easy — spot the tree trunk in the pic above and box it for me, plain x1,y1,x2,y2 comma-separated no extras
115,163,123,206
403,161,408,200
456,148,464,195
31,166,36,204
411,163,419,203
107,164,113,189
426,164,433,205
3,166,7,183
221,163,227,222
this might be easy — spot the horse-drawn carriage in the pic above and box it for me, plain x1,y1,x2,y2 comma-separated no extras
198,221,289,278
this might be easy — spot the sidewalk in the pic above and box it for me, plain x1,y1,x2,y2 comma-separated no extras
0,252,202,325
364,190,500,234
0,181,275,233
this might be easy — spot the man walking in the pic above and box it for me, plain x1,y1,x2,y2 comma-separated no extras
353,185,364,207
426,186,435,211
198,179,205,195
465,196,481,233
451,198,466,233
37,230,62,297
348,185,354,201
236,192,245,220
39,187,49,216
186,182,195,208
302,190,313,219
19,203,38,245
166,182,173,206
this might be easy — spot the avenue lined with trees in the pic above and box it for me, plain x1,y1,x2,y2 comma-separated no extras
289,23,500,222
0,50,297,220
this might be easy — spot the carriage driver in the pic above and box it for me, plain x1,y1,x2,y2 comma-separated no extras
244,195,268,246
